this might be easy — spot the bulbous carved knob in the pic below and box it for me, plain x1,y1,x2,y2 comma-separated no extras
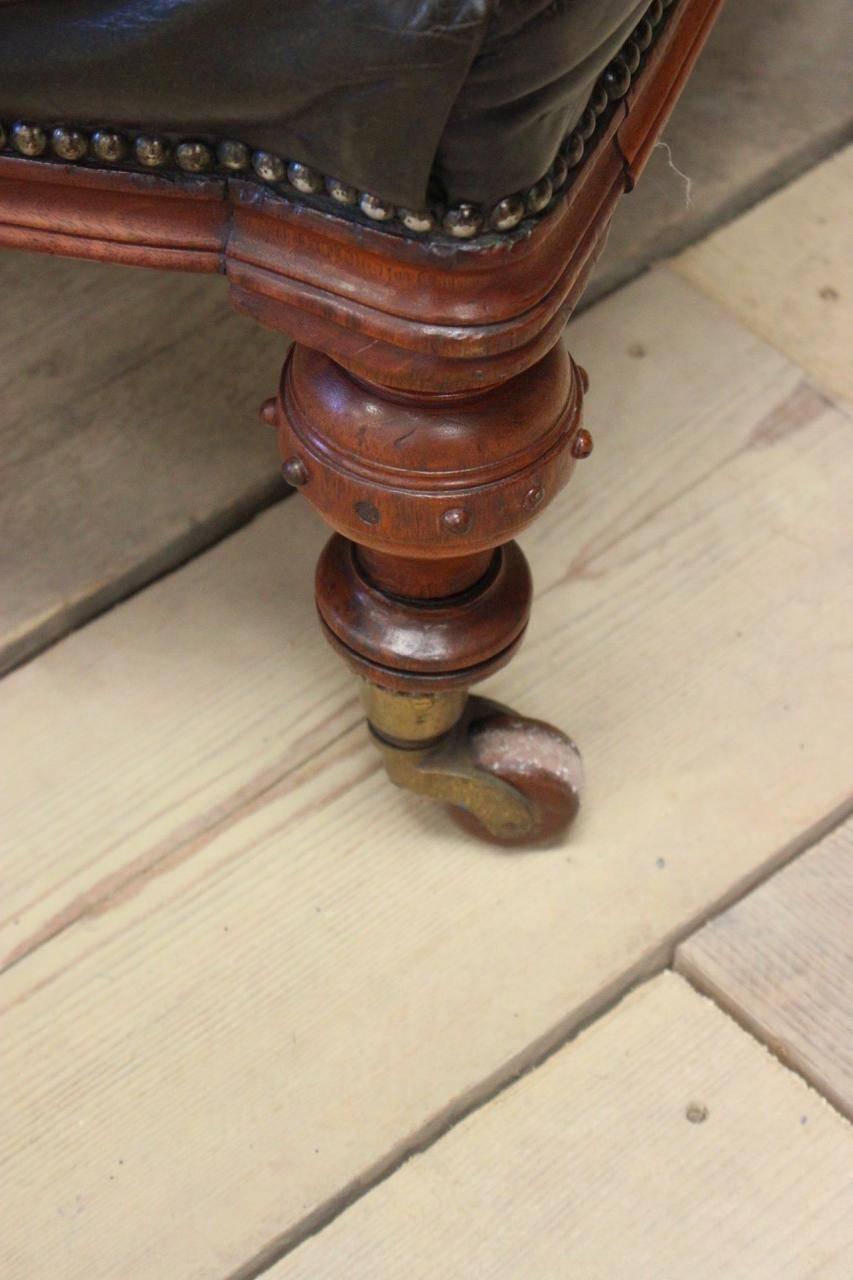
259,397,278,427
277,342,583,555
282,456,309,487
571,428,593,459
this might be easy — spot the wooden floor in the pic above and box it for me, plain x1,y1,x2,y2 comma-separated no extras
2,150,851,1279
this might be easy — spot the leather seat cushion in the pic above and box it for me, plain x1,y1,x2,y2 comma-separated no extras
0,0,646,209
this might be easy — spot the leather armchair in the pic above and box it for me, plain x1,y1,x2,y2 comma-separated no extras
0,0,724,842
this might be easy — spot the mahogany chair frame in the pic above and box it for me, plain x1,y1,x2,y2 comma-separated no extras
0,0,724,843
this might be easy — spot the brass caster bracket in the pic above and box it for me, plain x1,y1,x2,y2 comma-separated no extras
362,685,583,846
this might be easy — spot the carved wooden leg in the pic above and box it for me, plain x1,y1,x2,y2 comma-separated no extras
270,339,593,844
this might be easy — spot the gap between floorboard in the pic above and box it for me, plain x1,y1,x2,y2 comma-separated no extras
1,713,365,976
1,484,295,680
227,796,853,1280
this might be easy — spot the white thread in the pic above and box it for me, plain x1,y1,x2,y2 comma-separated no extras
654,139,693,208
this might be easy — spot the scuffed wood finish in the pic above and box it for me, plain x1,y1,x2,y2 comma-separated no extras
2,271,852,1277
272,975,853,1280
677,818,853,1119
0,0,725,392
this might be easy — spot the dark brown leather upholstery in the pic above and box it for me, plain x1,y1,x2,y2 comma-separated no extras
0,0,645,207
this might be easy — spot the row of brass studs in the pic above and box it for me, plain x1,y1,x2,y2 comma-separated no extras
0,0,675,242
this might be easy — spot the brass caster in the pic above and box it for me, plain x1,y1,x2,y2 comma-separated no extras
363,686,583,847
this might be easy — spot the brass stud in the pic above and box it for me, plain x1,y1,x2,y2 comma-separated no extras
51,126,88,162
603,57,632,100
623,39,642,74
359,192,396,222
577,107,597,141
489,195,525,232
591,83,610,115
282,456,309,487
549,154,569,192
523,484,545,512
252,150,286,183
562,132,584,168
217,140,250,171
288,161,323,194
355,500,380,525
325,176,358,205
134,135,170,168
91,129,127,163
571,428,594,459
175,140,213,173
632,18,654,51
11,122,47,157
399,207,435,233
442,203,483,239
442,507,472,533
526,177,553,215
259,398,278,427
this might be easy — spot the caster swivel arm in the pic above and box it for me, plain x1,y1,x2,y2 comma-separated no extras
365,686,583,846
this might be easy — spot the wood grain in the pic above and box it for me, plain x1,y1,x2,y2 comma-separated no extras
0,156,225,271
272,974,853,1280
2,270,852,1278
0,249,287,673
674,146,853,408
677,818,853,1119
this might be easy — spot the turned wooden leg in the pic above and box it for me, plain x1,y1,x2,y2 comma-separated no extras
268,340,593,844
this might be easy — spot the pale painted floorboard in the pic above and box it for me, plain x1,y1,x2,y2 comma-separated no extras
1,495,355,970
2,269,852,1278
677,817,853,1120
674,146,853,409
0,251,287,674
272,974,853,1280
